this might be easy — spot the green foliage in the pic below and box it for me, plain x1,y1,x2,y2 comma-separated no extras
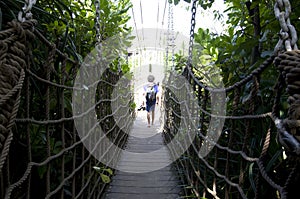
170,0,214,9
34,0,133,58
93,166,113,183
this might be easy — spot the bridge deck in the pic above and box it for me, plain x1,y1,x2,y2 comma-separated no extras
103,109,183,199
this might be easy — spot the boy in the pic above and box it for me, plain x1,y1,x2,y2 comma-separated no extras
143,75,159,127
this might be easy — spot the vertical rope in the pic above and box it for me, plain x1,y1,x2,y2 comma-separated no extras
81,145,85,199
87,157,92,198
213,148,218,194
196,84,202,197
239,76,259,188
72,126,77,197
201,90,209,197
25,45,32,199
255,128,271,199
60,58,66,199
45,46,56,195
225,87,240,198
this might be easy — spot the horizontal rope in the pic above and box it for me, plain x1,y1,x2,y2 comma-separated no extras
187,54,276,93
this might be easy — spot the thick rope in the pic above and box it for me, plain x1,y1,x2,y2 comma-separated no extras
274,50,300,146
0,19,36,173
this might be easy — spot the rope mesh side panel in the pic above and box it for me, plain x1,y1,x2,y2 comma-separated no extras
163,53,293,198
0,19,133,199
0,19,36,199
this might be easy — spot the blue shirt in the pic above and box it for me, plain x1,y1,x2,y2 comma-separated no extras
144,83,159,104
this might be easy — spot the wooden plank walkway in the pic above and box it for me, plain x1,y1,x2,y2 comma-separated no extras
103,109,183,199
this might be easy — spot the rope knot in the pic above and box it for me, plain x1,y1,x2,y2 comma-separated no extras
6,19,37,41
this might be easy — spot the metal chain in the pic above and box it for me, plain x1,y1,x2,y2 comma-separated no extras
95,0,101,43
18,0,37,22
187,0,197,68
274,0,298,53
167,2,175,70
170,3,175,71
166,1,170,69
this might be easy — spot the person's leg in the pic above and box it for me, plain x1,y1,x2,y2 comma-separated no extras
146,103,151,127
147,111,151,127
151,106,155,125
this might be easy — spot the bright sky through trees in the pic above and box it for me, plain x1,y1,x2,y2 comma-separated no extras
127,0,228,37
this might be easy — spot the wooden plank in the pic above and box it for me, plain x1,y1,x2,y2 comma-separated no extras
103,110,182,198
104,193,181,199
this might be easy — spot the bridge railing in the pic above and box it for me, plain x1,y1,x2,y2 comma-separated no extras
163,54,296,199
0,19,134,199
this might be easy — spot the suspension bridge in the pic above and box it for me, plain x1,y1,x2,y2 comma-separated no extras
1,0,300,199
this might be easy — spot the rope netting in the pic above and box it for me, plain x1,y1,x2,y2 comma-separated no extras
0,17,134,199
162,0,300,198
163,56,277,199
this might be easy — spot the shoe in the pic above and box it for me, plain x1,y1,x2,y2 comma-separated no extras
137,105,145,111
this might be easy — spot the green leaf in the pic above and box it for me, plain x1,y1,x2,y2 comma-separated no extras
100,173,111,183
103,168,113,175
